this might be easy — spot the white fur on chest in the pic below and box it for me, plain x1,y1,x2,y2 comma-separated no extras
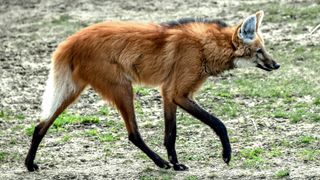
233,58,256,68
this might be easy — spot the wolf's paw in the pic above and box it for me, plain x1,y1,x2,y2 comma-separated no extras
155,159,171,169
26,162,39,172
173,163,188,171
222,148,231,165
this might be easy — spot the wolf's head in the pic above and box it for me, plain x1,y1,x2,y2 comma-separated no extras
232,11,280,71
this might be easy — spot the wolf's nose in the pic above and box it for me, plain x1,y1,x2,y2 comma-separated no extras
273,63,280,69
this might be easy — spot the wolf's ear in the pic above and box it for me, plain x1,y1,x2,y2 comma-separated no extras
256,10,264,32
238,14,257,44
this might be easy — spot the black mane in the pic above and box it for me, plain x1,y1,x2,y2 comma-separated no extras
161,17,228,28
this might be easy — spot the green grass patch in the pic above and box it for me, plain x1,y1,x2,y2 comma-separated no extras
184,175,199,180
53,112,100,129
289,110,304,123
104,120,124,133
0,109,25,121
0,151,8,162
25,124,35,136
275,168,290,178
279,139,292,148
310,113,320,122
267,148,283,158
139,171,173,180
134,152,149,160
99,133,119,142
99,106,110,116
234,76,315,99
61,134,72,142
134,86,152,96
273,107,315,123
25,113,101,136
213,100,239,118
85,129,99,137
314,96,320,105
51,14,72,25
104,147,113,156
9,137,18,145
16,114,25,120
273,110,288,119
12,124,25,131
184,154,206,161
298,135,316,144
298,149,320,161
239,147,265,168
134,101,144,115
45,14,88,35
237,1,320,27
229,137,238,143
0,110,10,119
178,113,201,126
140,175,172,180
211,88,233,98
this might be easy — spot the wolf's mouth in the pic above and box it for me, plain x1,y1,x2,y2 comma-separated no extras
256,64,273,71
256,62,280,71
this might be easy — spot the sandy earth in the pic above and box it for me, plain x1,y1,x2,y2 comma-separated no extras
0,0,319,179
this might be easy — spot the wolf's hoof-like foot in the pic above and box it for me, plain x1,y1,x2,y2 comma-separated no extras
173,163,188,171
155,159,171,169
26,163,39,172
223,149,231,165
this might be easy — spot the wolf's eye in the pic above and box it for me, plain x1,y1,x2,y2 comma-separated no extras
256,48,263,54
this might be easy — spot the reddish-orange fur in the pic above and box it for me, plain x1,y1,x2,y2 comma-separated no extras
53,21,241,103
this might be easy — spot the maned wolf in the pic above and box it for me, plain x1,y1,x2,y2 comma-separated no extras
25,10,280,171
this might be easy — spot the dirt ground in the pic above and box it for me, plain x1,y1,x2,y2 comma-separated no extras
1,0,319,179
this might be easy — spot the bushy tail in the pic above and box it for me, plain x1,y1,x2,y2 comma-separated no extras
40,62,79,120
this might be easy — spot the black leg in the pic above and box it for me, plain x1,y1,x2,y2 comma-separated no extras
109,84,170,169
25,87,84,172
25,123,44,171
129,133,171,169
174,97,231,164
163,100,188,171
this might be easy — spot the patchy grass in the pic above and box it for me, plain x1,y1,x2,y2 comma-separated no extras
0,151,8,162
134,86,153,96
25,124,35,136
138,168,175,180
104,119,124,132
184,175,199,180
12,124,25,131
9,137,18,145
51,14,72,25
310,113,320,122
213,99,239,118
84,129,99,137
25,113,101,136
275,168,290,178
233,75,315,99
267,148,283,158
99,106,110,116
53,112,100,129
237,1,320,27
0,109,25,121
45,14,88,36
314,96,320,105
239,147,265,168
298,135,316,144
61,134,72,143
0,110,10,119
99,133,119,142
298,149,320,161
